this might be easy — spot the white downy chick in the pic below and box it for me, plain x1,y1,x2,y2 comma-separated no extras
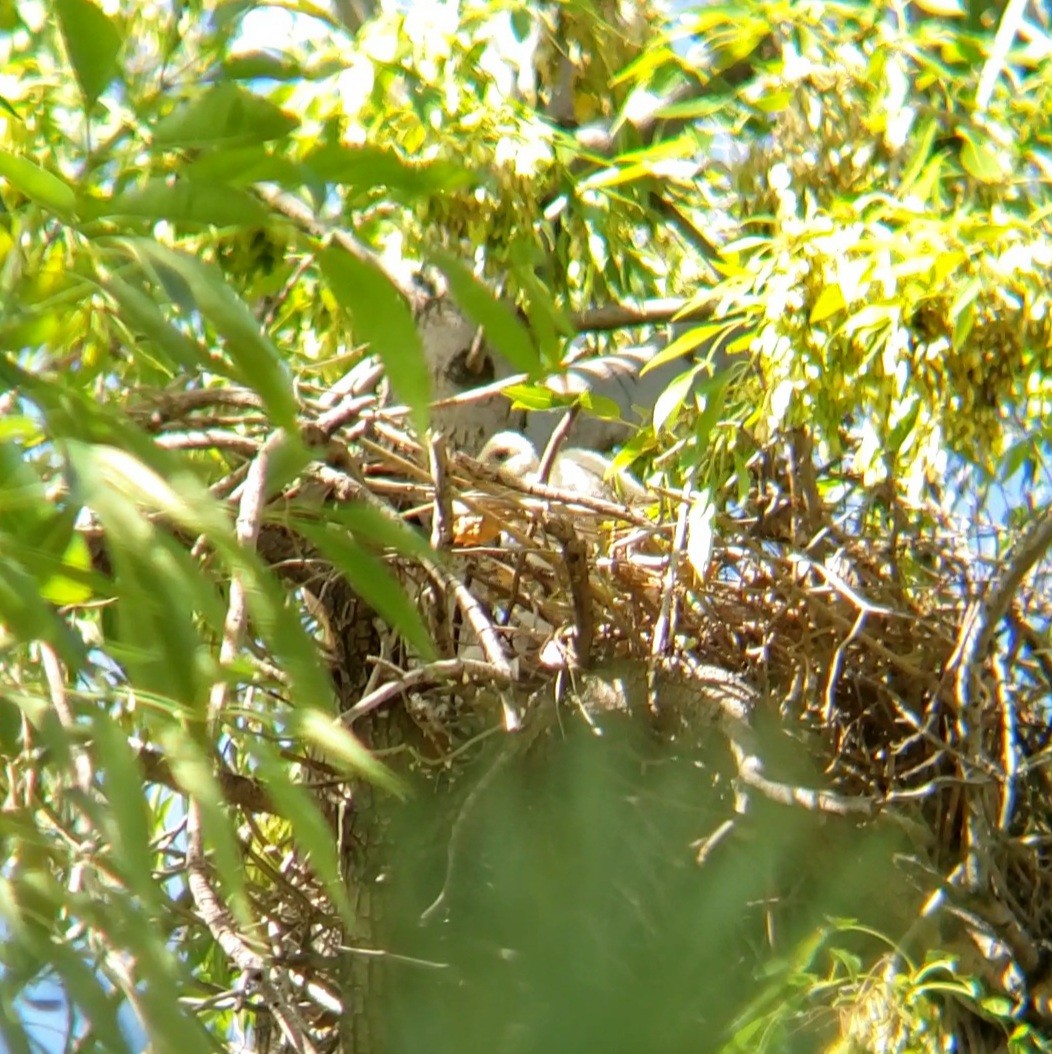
478,431,646,503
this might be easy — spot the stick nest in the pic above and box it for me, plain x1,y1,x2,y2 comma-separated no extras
137,377,1052,1031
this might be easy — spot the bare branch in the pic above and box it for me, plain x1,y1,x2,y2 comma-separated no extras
573,298,713,334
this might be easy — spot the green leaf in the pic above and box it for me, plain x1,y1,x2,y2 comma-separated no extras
295,519,436,661
978,994,1015,1017
240,566,338,714
223,51,304,82
39,532,93,606
750,88,792,114
152,83,298,149
503,383,557,411
430,250,540,375
290,708,406,796
887,399,922,456
90,179,269,228
733,446,751,504
899,117,939,193
686,490,715,580
91,712,160,910
319,503,436,565
642,323,724,376
31,939,128,1052
0,554,64,644
320,247,430,435
0,152,75,216
952,301,975,351
55,0,123,109
576,391,623,420
510,8,531,40
250,742,356,927
64,441,228,709
116,239,296,427
958,130,1008,184
134,983,215,1054
101,273,210,373
185,145,307,186
305,144,473,196
68,440,230,541
809,284,846,324
653,365,699,433
162,728,253,928
509,252,576,363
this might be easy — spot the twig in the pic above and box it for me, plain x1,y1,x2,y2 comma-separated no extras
138,745,275,816
822,610,867,724
155,430,260,455
949,504,1052,888
548,517,594,668
257,185,421,306
40,642,93,795
428,432,453,551
573,298,713,334
650,483,691,712
341,659,514,725
536,408,578,482
993,652,1019,832
185,427,321,1053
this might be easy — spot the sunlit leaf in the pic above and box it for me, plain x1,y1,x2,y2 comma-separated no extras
809,284,846,324
0,152,75,215
291,709,407,796
162,728,253,928
913,0,964,14
91,180,269,227
39,532,93,606
653,365,699,433
641,324,720,375
952,301,975,351
116,239,297,427
152,83,298,148
295,519,436,661
91,712,159,909
251,742,356,927
430,250,540,375
577,390,624,420
504,383,557,411
306,144,473,196
887,399,922,455
958,130,1008,184
320,247,430,435
55,0,122,108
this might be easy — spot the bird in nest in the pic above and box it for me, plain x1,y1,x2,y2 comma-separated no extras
477,431,647,504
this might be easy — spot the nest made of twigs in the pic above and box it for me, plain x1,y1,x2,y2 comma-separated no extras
135,372,1052,1035
312,413,1052,1031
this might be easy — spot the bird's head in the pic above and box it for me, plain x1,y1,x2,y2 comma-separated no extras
477,431,540,481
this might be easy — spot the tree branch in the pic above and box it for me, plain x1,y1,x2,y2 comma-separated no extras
573,298,712,333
